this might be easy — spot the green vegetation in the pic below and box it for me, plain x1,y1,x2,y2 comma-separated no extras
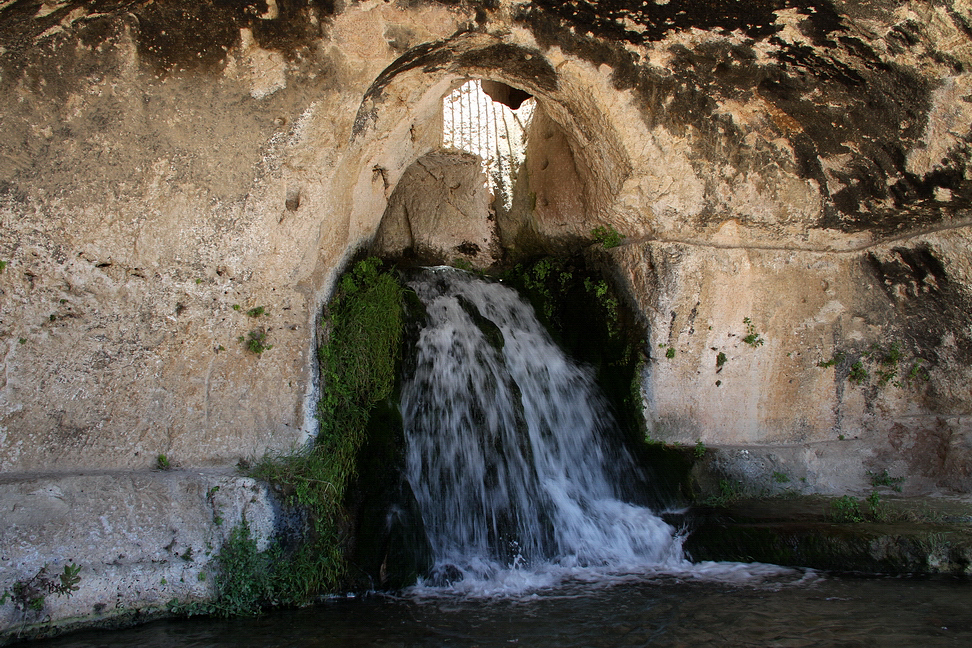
156,454,171,470
239,329,272,354
848,360,868,385
590,225,625,249
1,564,81,611
0,260,6,272
868,469,904,492
451,258,474,272
232,304,241,311
583,277,621,334
829,495,864,522
742,317,764,347
875,342,901,386
514,257,573,323
233,257,406,610
246,306,266,318
702,479,742,507
772,471,790,484
716,351,727,368
866,491,890,522
817,352,845,368
659,343,675,359
829,492,895,523
820,342,930,391
906,358,930,385
693,440,707,459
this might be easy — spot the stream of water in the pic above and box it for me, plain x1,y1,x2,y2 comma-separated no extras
401,267,682,594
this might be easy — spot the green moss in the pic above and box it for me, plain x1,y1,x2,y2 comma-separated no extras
173,258,409,618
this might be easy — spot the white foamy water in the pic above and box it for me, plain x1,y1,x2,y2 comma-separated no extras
400,268,705,596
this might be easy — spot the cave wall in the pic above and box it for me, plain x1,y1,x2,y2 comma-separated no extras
2,0,972,633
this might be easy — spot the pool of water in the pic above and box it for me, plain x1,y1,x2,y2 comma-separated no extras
25,569,972,647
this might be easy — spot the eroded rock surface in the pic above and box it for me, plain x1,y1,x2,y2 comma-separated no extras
2,0,972,633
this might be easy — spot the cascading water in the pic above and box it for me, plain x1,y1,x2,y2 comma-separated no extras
401,267,685,592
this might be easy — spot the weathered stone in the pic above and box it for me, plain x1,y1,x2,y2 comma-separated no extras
372,150,499,268
2,0,972,634
0,470,277,643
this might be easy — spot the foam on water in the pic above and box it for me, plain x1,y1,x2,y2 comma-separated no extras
400,268,799,599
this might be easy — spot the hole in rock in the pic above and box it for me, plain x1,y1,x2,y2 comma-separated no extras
442,78,535,214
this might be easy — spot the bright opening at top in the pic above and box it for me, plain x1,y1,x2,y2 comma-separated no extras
442,79,535,212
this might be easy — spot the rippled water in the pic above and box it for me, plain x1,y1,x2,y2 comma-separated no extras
26,571,972,647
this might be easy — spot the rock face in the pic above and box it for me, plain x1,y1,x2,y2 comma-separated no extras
373,150,500,267
2,0,972,633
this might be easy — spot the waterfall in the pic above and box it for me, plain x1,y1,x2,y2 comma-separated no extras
400,268,684,592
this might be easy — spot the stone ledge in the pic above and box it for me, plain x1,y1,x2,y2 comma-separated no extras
678,495,972,576
0,469,278,644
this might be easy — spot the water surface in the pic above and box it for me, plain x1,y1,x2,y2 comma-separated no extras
27,571,972,647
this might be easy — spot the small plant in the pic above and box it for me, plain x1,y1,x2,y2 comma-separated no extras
239,329,272,354
591,225,625,249
848,360,868,384
232,304,241,311
702,479,741,507
772,471,790,484
866,491,889,522
742,317,764,347
451,258,474,271
716,351,727,368
817,352,845,368
1,564,81,611
583,277,621,334
18,337,26,345
196,278,203,284
876,341,901,386
868,469,904,492
830,495,864,522
0,260,6,272
246,306,265,318
694,439,707,459
906,359,930,385
156,454,171,470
